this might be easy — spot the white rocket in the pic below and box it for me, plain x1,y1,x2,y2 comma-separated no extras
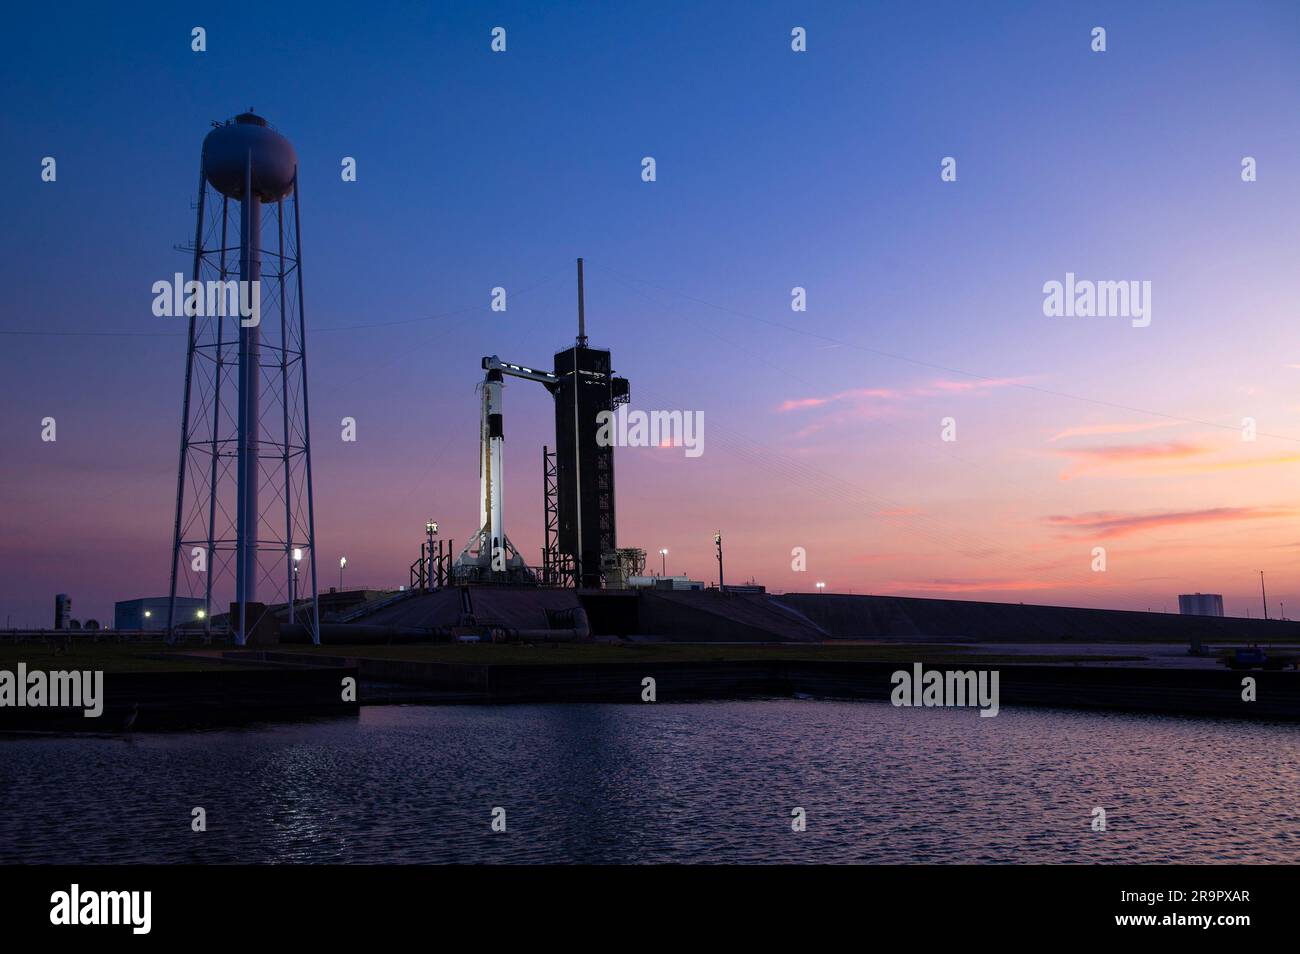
481,366,506,565
456,361,527,577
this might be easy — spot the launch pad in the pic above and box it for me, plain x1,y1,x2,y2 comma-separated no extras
453,259,630,588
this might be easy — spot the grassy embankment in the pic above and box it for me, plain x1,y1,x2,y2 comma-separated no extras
0,638,1152,672
0,640,262,673
260,642,1146,666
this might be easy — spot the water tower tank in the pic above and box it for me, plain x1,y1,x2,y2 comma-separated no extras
201,113,297,201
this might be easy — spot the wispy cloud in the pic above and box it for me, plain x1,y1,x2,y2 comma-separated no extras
845,552,904,566
1051,437,1300,479
1045,506,1294,540
777,387,900,413
1161,451,1300,475
891,578,1059,593
1052,440,1209,479
916,376,1033,395
1057,441,1207,463
1048,421,1179,442
778,376,1030,416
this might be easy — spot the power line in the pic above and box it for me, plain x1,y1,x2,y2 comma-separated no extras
0,266,569,339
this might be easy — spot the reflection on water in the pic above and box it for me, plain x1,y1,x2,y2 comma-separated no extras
1,700,1296,863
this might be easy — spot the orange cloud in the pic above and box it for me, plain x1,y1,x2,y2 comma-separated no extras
1161,452,1300,475
1051,440,1209,479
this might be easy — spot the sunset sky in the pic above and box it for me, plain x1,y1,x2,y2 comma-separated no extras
3,1,1300,625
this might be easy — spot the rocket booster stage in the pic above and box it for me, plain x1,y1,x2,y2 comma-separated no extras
481,368,505,561
456,362,527,578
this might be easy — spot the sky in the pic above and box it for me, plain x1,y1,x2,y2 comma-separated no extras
3,0,1300,626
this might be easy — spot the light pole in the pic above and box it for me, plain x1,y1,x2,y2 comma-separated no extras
340,556,347,591
714,532,724,592
292,548,302,624
659,548,668,577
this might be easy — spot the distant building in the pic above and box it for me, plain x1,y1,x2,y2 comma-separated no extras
625,575,705,591
1178,593,1224,617
54,593,72,630
115,596,206,631
657,577,705,591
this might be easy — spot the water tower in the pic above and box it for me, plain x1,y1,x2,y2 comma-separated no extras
166,112,320,644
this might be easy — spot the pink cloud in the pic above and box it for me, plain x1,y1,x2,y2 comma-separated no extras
845,552,904,566
1048,421,1179,442
1051,439,1300,480
891,578,1059,593
1057,441,1207,462
1045,506,1294,540
778,376,1030,417
777,387,900,413
920,376,1033,394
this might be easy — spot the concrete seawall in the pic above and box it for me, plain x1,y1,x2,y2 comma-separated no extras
0,666,358,731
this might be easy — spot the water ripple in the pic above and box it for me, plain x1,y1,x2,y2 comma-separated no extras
0,700,1296,863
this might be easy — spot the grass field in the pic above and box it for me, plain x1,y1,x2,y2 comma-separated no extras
0,640,262,673
261,642,1148,667
0,637,1152,672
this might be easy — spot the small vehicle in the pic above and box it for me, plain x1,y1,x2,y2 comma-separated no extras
1221,646,1298,670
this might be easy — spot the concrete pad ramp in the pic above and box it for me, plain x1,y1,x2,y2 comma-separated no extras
638,590,828,642
354,587,582,630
